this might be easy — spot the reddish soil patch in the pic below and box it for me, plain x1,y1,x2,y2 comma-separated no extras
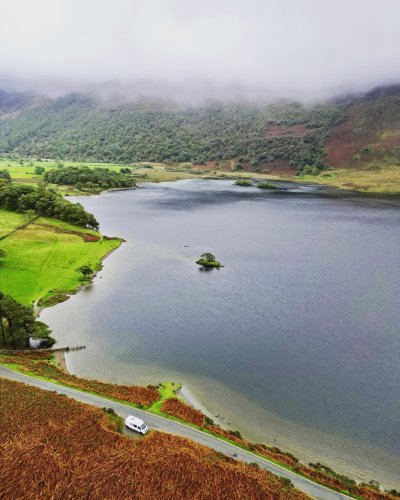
325,109,372,167
82,233,100,242
220,163,233,172
266,124,309,137
261,160,294,176
326,100,400,168
38,223,100,242
191,161,217,170
372,132,400,149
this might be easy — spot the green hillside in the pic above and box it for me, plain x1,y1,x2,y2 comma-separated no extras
0,91,344,173
0,86,399,183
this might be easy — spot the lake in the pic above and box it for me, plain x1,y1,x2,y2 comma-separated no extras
41,179,400,488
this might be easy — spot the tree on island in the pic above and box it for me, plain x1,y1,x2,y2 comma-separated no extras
196,252,224,269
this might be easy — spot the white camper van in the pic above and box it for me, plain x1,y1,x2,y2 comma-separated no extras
125,415,149,435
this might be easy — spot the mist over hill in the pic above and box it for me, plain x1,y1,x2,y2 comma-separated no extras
0,85,399,175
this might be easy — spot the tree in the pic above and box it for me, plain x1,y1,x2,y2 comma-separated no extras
34,165,45,175
0,169,11,181
76,265,93,277
0,184,99,230
196,252,224,269
200,252,215,263
0,292,54,348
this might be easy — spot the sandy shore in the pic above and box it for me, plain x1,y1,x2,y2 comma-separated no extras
178,385,233,427
57,349,228,425
54,350,69,372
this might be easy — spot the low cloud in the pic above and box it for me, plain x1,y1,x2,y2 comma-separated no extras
1,0,400,101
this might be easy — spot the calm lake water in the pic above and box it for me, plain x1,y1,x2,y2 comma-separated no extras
41,180,400,488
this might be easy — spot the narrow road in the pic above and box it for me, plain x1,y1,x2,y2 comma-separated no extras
0,366,350,500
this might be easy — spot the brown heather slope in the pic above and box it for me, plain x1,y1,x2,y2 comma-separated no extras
326,86,400,168
0,379,307,500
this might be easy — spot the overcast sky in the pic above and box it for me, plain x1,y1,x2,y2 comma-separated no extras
1,0,400,101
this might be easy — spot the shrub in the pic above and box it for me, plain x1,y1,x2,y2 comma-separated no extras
0,169,11,181
234,179,252,186
34,166,45,175
229,430,242,439
256,181,277,189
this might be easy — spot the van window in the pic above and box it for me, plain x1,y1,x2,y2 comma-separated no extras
141,424,146,430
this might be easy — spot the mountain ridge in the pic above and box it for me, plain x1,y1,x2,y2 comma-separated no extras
0,85,399,175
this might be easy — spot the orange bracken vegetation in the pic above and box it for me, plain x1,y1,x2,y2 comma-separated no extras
0,353,158,406
1,352,393,499
161,397,206,427
158,398,395,499
0,379,308,500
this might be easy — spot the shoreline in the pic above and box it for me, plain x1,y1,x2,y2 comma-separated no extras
34,236,124,317
55,346,227,425
38,179,400,491
54,350,68,372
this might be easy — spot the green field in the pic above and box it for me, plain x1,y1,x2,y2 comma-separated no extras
299,164,400,193
0,209,30,238
0,158,197,192
0,209,121,305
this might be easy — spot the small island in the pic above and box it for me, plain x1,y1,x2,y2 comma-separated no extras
234,179,252,187
257,181,277,189
196,252,224,269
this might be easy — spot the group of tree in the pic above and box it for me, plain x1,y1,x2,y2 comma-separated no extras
0,169,11,181
0,92,347,173
44,166,136,191
0,184,99,230
196,252,224,269
0,292,54,348
34,165,45,175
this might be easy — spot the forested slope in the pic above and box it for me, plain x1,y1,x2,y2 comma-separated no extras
0,86,399,174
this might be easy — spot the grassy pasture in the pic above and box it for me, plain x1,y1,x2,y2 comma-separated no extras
301,164,400,193
0,157,197,191
0,211,121,305
0,209,29,238
1,156,400,192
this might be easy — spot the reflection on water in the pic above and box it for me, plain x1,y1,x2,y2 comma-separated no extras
41,180,400,488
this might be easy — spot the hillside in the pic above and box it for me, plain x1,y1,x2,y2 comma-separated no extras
0,89,343,173
0,86,399,182
0,378,307,499
326,86,400,168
